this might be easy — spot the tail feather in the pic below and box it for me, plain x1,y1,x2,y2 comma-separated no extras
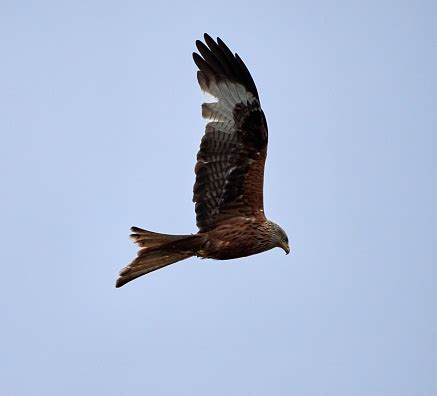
130,226,188,249
116,227,204,288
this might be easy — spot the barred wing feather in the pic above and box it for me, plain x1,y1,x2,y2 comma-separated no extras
193,34,268,232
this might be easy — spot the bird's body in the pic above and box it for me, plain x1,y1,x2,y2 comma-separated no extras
116,34,289,288
197,219,280,260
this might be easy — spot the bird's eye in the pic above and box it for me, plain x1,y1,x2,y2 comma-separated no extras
282,237,288,243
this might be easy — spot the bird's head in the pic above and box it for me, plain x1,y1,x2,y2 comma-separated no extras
270,221,290,255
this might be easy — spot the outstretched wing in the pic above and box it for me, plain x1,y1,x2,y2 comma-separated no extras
192,34,268,233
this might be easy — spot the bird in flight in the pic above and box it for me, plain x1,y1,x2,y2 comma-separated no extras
116,33,289,288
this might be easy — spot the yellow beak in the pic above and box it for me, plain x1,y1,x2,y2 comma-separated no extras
281,241,290,255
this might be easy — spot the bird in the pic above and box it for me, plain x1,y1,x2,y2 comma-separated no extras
115,33,289,288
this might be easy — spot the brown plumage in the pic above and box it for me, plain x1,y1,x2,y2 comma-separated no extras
116,34,289,288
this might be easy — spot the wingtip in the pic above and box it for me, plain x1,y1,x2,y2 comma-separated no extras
203,33,217,46
192,52,201,62
195,39,204,51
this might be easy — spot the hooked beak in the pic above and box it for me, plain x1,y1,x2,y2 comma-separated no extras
281,241,290,255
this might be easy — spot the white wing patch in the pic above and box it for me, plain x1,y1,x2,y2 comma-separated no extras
198,71,256,130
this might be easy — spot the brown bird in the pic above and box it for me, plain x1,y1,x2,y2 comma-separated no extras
116,33,290,288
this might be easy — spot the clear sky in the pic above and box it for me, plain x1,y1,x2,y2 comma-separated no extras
1,1,436,395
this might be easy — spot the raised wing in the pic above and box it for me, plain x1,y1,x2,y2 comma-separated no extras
193,34,268,232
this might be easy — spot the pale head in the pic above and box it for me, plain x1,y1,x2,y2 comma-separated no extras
268,221,290,255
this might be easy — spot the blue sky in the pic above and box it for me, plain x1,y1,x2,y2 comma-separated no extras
1,1,436,395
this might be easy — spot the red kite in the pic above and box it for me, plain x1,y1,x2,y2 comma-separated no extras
116,34,289,288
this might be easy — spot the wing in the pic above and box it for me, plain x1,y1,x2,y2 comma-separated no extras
192,34,268,232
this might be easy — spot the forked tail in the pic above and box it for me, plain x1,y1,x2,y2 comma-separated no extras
116,227,204,288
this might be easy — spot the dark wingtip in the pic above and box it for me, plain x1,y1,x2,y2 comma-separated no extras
192,52,202,66
203,33,216,47
195,40,204,52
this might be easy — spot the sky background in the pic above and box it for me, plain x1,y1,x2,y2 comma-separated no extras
1,1,436,395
